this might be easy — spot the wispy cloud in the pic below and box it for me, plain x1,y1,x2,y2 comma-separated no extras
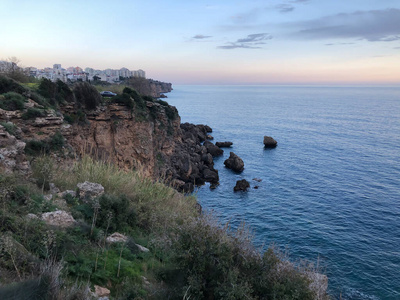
276,4,295,13
192,34,212,39
218,33,272,49
289,9,400,42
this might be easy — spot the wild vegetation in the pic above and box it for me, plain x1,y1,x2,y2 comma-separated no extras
0,74,328,299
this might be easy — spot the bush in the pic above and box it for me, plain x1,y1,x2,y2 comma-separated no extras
113,93,134,109
38,78,57,101
96,194,136,232
73,82,101,110
24,132,64,156
0,92,26,110
21,107,46,120
0,122,17,135
0,75,27,94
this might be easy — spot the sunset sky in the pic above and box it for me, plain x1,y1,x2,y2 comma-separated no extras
1,0,399,85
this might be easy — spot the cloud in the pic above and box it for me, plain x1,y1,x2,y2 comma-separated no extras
290,9,400,42
192,34,212,39
394,46,400,49
218,33,272,49
276,4,295,13
290,0,310,3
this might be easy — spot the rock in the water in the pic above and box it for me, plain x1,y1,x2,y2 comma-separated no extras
224,152,244,172
234,179,250,192
77,181,104,202
207,134,214,140
216,141,233,148
263,136,277,148
41,210,76,228
204,141,223,157
252,178,262,182
203,167,219,183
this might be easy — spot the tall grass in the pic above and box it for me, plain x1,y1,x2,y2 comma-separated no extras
52,155,198,232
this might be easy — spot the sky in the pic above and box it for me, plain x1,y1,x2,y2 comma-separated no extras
1,0,399,85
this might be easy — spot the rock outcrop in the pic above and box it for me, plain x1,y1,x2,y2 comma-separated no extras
234,179,250,192
224,152,244,172
41,210,76,228
0,84,219,193
203,141,223,157
216,141,233,148
77,181,105,202
263,136,277,148
0,123,29,174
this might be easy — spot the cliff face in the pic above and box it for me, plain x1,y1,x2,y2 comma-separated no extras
124,78,172,98
0,95,218,193
62,102,180,178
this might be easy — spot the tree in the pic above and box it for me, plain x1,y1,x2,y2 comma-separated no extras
0,57,30,83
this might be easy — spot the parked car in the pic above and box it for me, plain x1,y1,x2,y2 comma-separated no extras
100,91,117,97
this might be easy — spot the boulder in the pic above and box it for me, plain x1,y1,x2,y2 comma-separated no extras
136,243,150,252
77,181,104,202
203,168,219,183
224,152,244,172
106,232,128,243
204,141,223,157
234,179,250,192
252,178,262,182
41,210,76,228
215,141,233,148
263,136,277,148
94,285,111,298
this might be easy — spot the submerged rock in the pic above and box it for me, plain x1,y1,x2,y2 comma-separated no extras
234,179,250,192
224,152,244,172
263,136,277,148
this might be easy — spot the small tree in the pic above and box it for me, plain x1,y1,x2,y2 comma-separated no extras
73,82,101,110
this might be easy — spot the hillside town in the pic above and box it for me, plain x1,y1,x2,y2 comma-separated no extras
0,60,145,83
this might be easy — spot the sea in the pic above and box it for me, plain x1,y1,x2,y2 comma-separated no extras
166,85,400,300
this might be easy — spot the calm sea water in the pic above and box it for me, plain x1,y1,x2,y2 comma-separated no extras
166,85,400,300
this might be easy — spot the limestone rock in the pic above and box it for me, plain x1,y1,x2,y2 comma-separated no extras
216,141,233,148
41,210,76,228
234,179,250,192
106,232,128,243
263,136,277,148
224,152,244,172
94,285,110,298
77,181,104,202
136,243,150,252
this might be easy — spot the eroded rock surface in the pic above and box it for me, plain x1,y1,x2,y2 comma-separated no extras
224,152,244,172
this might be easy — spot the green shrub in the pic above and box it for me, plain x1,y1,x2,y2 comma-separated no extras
0,75,27,94
25,139,49,156
49,131,64,151
63,110,87,124
56,80,74,103
73,82,101,110
97,194,136,232
0,122,17,135
25,132,64,156
21,107,46,120
113,93,134,109
38,78,57,100
0,92,26,110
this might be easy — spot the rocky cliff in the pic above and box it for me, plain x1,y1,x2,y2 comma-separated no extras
0,79,218,193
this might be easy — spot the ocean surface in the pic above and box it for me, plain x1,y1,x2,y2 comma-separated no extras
166,85,400,300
